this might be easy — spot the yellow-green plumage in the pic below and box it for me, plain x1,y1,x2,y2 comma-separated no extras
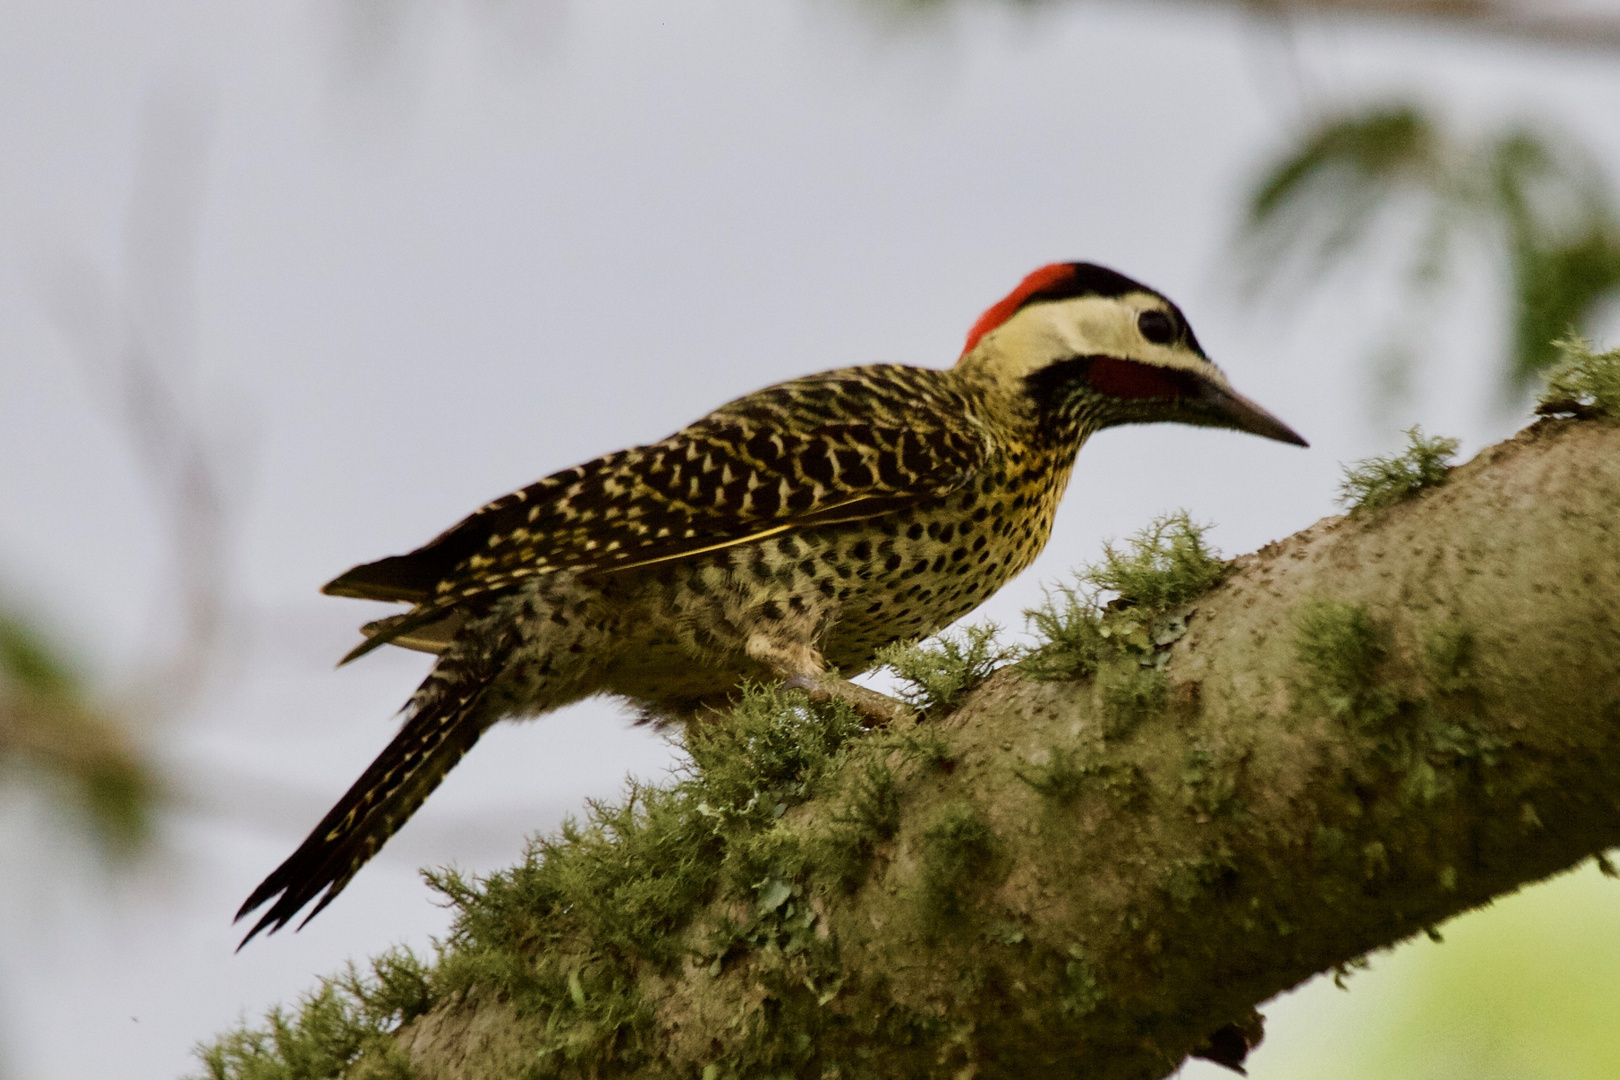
236,262,1306,943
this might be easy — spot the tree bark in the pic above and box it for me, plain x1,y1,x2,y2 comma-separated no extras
400,417,1620,1080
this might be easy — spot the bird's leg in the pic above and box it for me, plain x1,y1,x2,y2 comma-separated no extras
746,636,915,727
781,671,916,727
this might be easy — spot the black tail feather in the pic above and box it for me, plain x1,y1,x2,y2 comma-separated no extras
235,678,492,947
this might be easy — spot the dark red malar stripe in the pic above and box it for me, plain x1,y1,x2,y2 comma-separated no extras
1086,357,1187,399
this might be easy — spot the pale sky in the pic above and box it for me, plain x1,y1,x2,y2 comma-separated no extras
1,2,1618,1078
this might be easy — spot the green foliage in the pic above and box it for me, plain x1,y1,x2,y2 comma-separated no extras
1245,105,1443,280
1336,426,1461,514
1287,863,1620,1080
1291,601,1506,813
1537,337,1620,419
0,612,81,697
1059,944,1104,1016
1241,102,1620,396
1015,746,1088,805
917,801,1002,926
199,685,886,1079
1019,581,1106,681
0,606,154,854
1021,511,1221,682
1083,511,1225,611
1291,599,1397,729
876,621,1014,713
194,950,432,1080
1097,662,1167,738
817,755,901,891
1014,747,1144,810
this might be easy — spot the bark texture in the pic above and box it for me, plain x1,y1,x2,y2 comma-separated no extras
401,418,1620,1080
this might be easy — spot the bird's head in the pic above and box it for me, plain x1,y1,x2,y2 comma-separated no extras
955,262,1306,447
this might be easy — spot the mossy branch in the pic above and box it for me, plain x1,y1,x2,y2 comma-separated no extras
202,415,1620,1080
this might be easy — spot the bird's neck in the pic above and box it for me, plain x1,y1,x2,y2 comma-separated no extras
948,358,1097,459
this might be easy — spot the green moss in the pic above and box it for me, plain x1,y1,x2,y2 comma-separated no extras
1015,747,1088,805
1291,599,1398,729
194,950,431,1080
876,621,1014,713
1423,621,1476,693
1181,747,1238,819
1083,511,1225,611
1537,337,1620,418
1016,748,1144,811
917,801,1003,928
1098,661,1168,738
886,723,958,774
1021,511,1221,683
1291,603,1508,820
191,511,1245,1077
1336,426,1460,514
1163,851,1239,909
199,685,884,1079
1059,944,1105,1017
1019,582,1106,681
815,755,901,892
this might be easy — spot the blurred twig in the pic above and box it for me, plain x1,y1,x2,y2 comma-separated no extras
1240,0,1620,53
5,80,239,866
37,80,235,721
879,0,1620,53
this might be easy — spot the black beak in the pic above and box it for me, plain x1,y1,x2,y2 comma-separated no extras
1198,379,1309,447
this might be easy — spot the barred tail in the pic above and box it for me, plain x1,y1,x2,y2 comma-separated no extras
234,672,493,947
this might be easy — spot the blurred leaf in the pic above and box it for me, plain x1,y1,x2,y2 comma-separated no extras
1240,103,1620,400
0,605,155,857
0,612,81,698
1242,105,1445,290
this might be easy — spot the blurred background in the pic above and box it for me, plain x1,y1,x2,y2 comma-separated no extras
2,1,1618,1077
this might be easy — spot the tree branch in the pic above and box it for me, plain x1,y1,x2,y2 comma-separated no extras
224,417,1620,1080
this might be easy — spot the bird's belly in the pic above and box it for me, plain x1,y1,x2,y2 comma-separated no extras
584,485,1063,713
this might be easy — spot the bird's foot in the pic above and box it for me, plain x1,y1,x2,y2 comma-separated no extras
781,673,916,728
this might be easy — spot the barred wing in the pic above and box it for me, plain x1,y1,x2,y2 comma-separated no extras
326,366,987,660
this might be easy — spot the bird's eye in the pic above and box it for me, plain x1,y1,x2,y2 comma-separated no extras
1137,310,1176,345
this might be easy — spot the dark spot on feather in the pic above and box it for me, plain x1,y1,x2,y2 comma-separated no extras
751,483,780,515
800,443,836,485
745,432,781,466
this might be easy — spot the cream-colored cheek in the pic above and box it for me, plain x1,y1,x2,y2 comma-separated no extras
1069,312,1137,356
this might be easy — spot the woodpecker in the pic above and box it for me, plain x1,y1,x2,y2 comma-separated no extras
236,262,1305,944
